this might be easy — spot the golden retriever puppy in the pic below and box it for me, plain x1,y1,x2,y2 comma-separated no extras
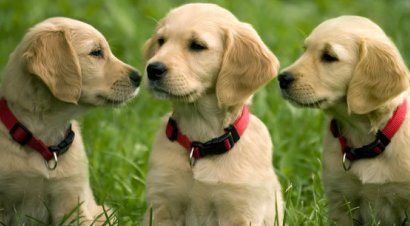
279,15,410,225
0,17,140,225
143,3,283,226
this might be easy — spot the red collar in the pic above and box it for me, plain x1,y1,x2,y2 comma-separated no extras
330,99,407,170
0,98,75,169
166,106,250,166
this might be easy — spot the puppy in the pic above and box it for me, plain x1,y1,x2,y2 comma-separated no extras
143,3,283,226
0,17,140,225
279,16,410,225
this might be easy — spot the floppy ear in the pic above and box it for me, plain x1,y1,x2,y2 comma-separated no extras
143,21,164,63
23,30,81,104
216,24,279,107
347,39,409,114
143,37,156,63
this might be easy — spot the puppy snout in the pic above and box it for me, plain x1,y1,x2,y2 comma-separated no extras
129,70,142,87
147,62,167,81
278,71,295,89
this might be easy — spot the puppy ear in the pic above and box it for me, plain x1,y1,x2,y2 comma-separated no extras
144,21,164,63
216,24,279,107
24,30,81,104
347,39,409,114
143,37,156,63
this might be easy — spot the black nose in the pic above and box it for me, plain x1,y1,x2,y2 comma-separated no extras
147,62,167,81
278,71,295,89
129,70,141,87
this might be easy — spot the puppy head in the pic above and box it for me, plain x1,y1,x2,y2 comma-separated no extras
279,16,409,114
5,17,140,107
144,3,278,107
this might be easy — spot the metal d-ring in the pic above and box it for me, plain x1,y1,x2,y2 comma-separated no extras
342,153,352,171
189,147,196,167
45,152,58,170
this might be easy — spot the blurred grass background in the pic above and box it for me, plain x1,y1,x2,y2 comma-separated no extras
1,0,409,225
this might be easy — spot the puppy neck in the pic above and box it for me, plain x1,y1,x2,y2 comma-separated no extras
367,92,408,129
1,70,83,145
171,93,244,142
326,93,407,138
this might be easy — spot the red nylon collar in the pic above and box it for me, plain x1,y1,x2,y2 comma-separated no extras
0,98,74,165
330,99,407,170
166,106,250,165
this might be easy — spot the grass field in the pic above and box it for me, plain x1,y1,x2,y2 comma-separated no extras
1,0,410,225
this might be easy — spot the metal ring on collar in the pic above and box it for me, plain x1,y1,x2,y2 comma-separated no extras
342,153,352,171
45,152,58,170
189,147,196,167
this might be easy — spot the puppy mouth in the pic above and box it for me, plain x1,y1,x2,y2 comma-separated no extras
150,86,198,102
281,92,327,108
290,98,327,108
97,90,139,105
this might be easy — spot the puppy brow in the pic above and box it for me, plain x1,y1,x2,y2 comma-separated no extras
323,43,336,53
321,44,338,62
88,42,104,57
189,38,207,46
190,33,207,46
188,33,208,51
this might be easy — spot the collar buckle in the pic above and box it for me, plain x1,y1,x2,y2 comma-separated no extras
190,129,237,159
224,124,240,142
48,127,75,156
346,130,391,161
375,130,391,149
10,122,33,145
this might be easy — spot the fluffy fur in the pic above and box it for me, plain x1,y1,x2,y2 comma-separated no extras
0,17,140,225
279,15,410,225
143,3,283,226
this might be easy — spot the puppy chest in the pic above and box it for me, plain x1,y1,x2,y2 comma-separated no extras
0,175,49,201
0,179,50,224
334,180,410,220
360,182,410,202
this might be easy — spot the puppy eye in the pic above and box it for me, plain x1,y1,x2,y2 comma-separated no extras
189,41,207,51
89,49,104,58
158,37,165,46
321,53,338,63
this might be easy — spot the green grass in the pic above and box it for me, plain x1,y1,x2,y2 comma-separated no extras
1,0,410,225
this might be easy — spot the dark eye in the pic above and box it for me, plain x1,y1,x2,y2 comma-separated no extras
158,37,165,46
189,41,207,51
89,49,104,58
321,52,338,63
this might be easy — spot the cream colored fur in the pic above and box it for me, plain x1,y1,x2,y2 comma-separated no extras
281,16,410,225
143,3,283,226
0,17,139,225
